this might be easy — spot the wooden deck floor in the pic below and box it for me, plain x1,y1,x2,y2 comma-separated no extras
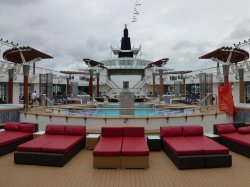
0,150,250,187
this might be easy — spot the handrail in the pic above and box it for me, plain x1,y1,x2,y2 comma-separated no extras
197,93,217,106
40,94,53,107
132,77,146,89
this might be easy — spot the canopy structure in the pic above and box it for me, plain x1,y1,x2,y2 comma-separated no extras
162,70,192,75
3,46,53,63
60,71,90,75
199,47,249,63
83,58,105,68
146,58,169,68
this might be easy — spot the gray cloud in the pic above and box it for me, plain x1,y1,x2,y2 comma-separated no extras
0,0,41,6
229,19,250,40
1,0,250,72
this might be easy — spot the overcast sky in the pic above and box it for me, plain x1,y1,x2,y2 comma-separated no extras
0,0,250,72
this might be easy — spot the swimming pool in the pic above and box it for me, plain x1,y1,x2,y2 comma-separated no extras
98,103,154,108
68,108,188,117
0,104,23,109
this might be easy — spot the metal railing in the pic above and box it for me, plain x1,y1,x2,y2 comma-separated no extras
40,94,53,107
197,93,217,106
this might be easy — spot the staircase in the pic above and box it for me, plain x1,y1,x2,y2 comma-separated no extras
131,77,147,95
106,78,120,97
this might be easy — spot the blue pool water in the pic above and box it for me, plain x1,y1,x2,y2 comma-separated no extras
68,108,187,117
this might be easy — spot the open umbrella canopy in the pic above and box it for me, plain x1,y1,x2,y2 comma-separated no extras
146,58,169,68
60,71,90,75
3,46,53,64
83,58,105,67
163,70,192,75
199,47,249,64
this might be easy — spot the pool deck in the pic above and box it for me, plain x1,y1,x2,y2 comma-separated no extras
0,150,250,186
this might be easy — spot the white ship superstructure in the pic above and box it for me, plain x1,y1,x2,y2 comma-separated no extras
0,26,250,104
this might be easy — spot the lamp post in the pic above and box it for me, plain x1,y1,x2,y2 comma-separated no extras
152,72,156,97
23,64,30,106
8,68,14,104
239,67,244,103
66,76,70,97
96,72,100,97
223,63,230,85
88,69,93,98
159,69,164,101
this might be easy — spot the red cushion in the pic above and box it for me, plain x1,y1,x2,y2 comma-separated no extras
17,135,60,152
237,126,250,134
40,136,83,154
4,122,20,131
45,125,65,135
185,136,229,154
0,131,32,147
93,137,122,156
123,127,144,137
162,137,203,156
220,133,250,148
122,137,149,156
65,125,86,136
17,135,83,153
19,124,35,133
160,126,182,137
216,124,236,134
182,126,203,136
101,127,123,137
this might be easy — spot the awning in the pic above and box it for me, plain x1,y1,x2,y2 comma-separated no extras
199,47,249,63
3,46,53,64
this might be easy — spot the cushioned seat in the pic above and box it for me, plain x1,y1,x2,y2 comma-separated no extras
214,123,250,158
93,137,123,156
41,136,84,154
186,136,229,154
220,133,250,148
93,126,149,169
161,125,232,169
17,135,62,152
14,124,86,167
122,137,149,156
0,122,37,156
0,131,33,147
163,136,203,156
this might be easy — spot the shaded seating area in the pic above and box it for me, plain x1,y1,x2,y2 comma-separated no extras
134,98,145,102
95,97,105,102
160,126,232,170
108,98,119,103
0,122,38,156
93,126,149,169
180,93,198,104
214,123,250,157
14,124,86,167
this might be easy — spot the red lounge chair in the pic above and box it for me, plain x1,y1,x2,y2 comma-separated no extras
121,127,149,169
93,127,123,168
214,123,250,157
0,122,38,156
161,126,232,169
14,124,86,167
93,126,149,169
